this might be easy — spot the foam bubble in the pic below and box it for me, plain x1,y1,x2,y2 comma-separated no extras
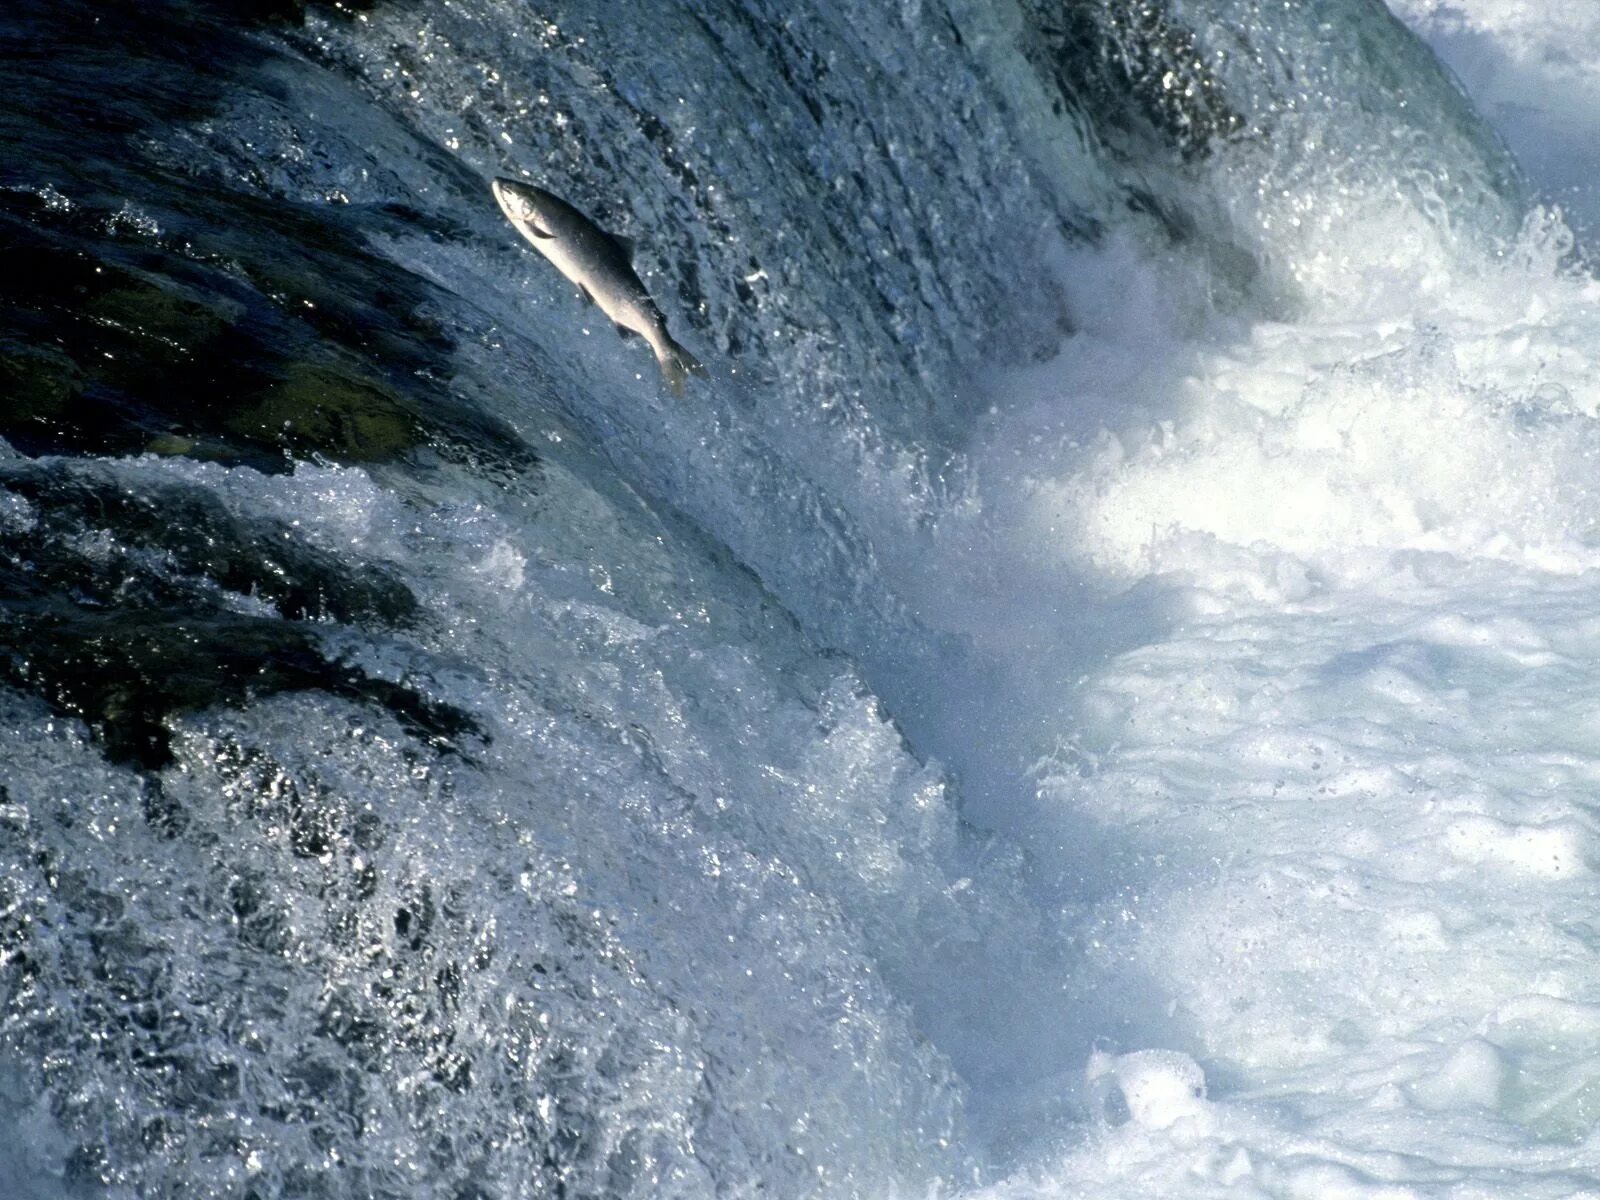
1442,815,1591,878
1087,1049,1209,1131
1410,1038,1506,1111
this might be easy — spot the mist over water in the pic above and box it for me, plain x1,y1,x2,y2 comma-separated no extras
3,0,1600,1196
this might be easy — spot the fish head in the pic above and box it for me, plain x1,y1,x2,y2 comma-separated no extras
491,177,562,232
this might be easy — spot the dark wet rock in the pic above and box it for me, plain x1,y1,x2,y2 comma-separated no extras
0,0,540,477
0,462,477,769
0,463,417,625
0,197,537,474
226,359,423,463
0,604,478,770
0,0,536,477
0,339,82,446
1018,0,1245,162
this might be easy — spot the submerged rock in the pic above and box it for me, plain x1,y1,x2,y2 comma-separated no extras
0,189,535,474
226,359,423,463
0,463,418,625
0,464,477,769
0,602,478,770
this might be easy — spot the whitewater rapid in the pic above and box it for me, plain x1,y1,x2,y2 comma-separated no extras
3,0,1600,1196
957,3,1600,1194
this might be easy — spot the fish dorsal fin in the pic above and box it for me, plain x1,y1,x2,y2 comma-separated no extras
613,234,636,259
576,283,595,307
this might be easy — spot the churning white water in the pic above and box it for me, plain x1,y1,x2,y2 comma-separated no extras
949,4,1600,1195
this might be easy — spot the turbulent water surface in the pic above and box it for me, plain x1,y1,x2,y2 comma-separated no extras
3,0,1600,1195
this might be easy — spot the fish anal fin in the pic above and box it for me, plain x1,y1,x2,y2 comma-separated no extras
613,322,637,340
577,283,595,307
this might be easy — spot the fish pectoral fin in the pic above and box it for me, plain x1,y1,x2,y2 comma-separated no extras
529,221,557,240
577,284,596,307
613,322,637,340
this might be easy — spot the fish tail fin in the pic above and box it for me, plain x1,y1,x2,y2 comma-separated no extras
656,336,706,398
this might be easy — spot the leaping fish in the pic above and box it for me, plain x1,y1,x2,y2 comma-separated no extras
491,177,706,395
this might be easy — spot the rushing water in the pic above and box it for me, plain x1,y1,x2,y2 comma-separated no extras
3,0,1599,1195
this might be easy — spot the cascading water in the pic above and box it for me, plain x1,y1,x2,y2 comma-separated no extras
3,0,1599,1196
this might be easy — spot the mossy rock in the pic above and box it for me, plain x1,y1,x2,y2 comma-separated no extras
228,361,423,461
84,279,240,363
0,179,535,475
0,340,82,428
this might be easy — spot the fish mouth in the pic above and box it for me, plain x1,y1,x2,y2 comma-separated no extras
490,177,528,220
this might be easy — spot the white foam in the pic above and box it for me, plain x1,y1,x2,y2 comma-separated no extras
919,10,1600,1192
1086,1049,1209,1131
1442,815,1591,878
